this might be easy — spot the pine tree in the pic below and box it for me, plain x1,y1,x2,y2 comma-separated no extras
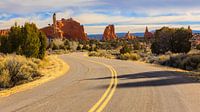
38,32,47,59
8,25,21,52
20,23,40,58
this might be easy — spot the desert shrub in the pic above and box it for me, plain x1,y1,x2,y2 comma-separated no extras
120,45,132,54
118,53,140,61
76,44,82,50
130,39,141,50
52,42,59,50
196,44,200,50
82,44,90,50
62,39,71,50
0,55,41,88
162,54,200,71
88,51,114,59
89,44,97,51
0,69,10,88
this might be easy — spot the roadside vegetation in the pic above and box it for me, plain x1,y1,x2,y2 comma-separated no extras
86,27,200,75
0,55,41,88
0,23,69,91
0,23,47,59
1,22,199,89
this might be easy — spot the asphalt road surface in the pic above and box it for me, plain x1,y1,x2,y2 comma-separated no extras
0,52,200,112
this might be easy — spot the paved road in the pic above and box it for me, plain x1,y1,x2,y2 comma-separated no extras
0,52,200,112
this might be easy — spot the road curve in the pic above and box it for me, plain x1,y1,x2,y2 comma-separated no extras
0,52,200,112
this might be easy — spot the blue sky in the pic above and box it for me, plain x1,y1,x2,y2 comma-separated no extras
1,0,200,34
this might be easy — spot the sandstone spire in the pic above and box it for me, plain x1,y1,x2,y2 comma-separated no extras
144,26,153,40
125,31,135,39
102,24,117,40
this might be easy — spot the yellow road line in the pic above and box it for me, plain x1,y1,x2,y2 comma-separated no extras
86,59,118,112
67,54,118,112
96,67,118,112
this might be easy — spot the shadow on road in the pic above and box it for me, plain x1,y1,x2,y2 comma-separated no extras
86,71,199,88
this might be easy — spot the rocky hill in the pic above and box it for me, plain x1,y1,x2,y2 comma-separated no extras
41,18,88,41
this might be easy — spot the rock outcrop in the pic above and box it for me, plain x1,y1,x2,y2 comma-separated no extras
125,31,136,39
144,26,153,39
41,17,88,41
0,29,9,36
102,25,117,40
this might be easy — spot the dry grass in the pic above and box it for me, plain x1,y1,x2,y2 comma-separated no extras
118,53,140,61
0,55,69,97
88,51,115,59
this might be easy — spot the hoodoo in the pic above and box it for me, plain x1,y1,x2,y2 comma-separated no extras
125,31,136,39
102,24,117,40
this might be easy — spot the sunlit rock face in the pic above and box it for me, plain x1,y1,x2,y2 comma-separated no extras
41,18,88,41
125,31,136,40
0,29,9,36
102,24,117,41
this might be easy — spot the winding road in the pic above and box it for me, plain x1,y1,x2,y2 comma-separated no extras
0,52,200,112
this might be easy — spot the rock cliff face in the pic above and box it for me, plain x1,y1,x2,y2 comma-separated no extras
102,25,117,40
41,18,88,41
0,29,9,36
125,31,136,39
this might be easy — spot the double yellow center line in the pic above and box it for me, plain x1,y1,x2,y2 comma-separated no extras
87,60,118,112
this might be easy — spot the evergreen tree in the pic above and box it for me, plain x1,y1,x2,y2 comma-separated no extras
0,23,47,59
38,32,47,59
8,25,21,52
151,27,192,54
19,23,40,58
0,36,9,53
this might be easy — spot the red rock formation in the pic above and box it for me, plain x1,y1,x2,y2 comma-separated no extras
144,26,153,39
41,18,88,41
125,31,136,39
0,29,9,36
58,18,88,40
102,24,117,40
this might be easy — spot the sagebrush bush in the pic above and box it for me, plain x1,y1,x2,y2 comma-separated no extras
0,55,41,88
118,53,140,61
120,45,132,54
196,44,200,50
88,51,114,59
162,54,200,71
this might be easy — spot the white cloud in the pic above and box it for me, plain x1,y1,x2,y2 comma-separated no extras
1,0,200,33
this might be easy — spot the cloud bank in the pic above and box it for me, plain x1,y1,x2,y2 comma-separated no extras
1,0,200,34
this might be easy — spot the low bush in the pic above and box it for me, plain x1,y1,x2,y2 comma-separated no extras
118,53,140,61
88,51,114,59
162,54,200,71
196,44,200,50
0,55,41,88
120,45,132,54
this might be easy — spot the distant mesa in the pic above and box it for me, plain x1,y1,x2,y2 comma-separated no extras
41,13,88,41
124,31,136,40
0,29,9,36
102,24,118,40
